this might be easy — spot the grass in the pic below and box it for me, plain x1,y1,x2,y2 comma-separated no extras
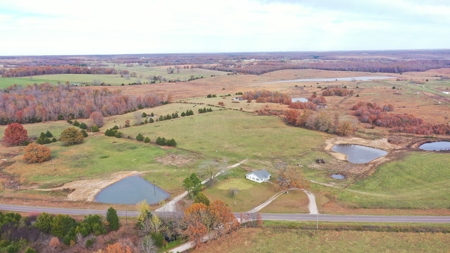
338,152,450,209
194,227,450,253
117,109,325,162
0,120,71,141
260,190,309,213
0,67,227,88
4,135,200,194
203,177,276,212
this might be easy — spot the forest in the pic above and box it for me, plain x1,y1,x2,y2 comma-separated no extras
1,66,117,77
0,83,163,124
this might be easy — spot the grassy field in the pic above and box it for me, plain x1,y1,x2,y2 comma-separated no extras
0,67,227,88
0,120,71,141
338,152,450,209
4,134,200,194
194,227,450,253
116,109,326,162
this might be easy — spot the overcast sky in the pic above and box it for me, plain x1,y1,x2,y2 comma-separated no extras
1,0,449,55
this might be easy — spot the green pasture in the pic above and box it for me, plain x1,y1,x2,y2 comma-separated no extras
5,135,200,194
116,109,326,162
338,152,450,209
0,67,227,88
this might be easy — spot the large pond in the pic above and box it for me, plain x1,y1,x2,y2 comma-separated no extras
275,76,394,83
332,144,388,164
95,175,170,205
419,141,450,151
291,97,308,103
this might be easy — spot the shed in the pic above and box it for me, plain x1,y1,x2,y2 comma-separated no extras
246,169,271,183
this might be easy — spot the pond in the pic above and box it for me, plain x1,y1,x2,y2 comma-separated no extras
275,76,394,83
95,175,170,205
419,141,450,151
332,144,387,164
331,174,345,180
291,97,308,103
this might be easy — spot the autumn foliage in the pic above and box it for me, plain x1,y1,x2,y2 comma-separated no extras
351,102,450,135
3,123,28,146
2,66,117,77
23,143,51,163
103,242,132,253
242,90,291,104
0,83,162,124
183,200,239,248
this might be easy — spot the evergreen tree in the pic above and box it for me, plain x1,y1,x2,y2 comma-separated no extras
144,137,150,143
106,207,119,231
45,130,53,137
149,118,154,123
136,133,144,141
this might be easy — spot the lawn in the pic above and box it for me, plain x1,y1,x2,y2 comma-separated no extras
203,177,276,212
4,134,200,194
338,152,450,209
194,227,450,253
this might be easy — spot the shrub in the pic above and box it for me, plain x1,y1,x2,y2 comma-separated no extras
34,213,54,233
73,120,80,127
60,127,84,145
81,130,88,137
136,133,144,141
151,232,165,247
194,193,210,206
91,125,99,132
24,247,36,253
86,239,94,248
144,137,150,143
106,207,119,231
3,123,28,146
167,138,177,147
79,122,88,129
23,143,51,163
149,118,154,123
52,138,57,142
45,130,53,138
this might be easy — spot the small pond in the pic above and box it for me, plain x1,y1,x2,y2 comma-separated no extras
291,97,308,103
332,144,387,164
95,175,170,205
419,141,450,151
331,174,345,180
275,76,394,83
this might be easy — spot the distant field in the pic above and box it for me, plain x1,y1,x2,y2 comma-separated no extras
338,152,450,209
194,227,450,253
0,67,227,88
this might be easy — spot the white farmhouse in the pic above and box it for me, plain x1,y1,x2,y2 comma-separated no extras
245,169,271,183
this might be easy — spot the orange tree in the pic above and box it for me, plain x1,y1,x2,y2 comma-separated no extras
23,143,51,163
3,123,28,146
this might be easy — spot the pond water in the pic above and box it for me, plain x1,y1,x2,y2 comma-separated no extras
419,141,450,151
275,76,394,83
331,174,345,180
95,175,170,205
291,97,308,103
332,144,387,164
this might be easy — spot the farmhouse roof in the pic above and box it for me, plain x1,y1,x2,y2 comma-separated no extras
247,169,271,179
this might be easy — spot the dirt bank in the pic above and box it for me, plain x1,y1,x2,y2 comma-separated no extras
38,171,140,202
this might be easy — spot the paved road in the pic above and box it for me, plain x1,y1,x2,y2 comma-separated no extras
2,203,450,223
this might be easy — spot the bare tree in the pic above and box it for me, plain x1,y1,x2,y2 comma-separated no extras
275,167,309,193
139,235,157,253
134,112,142,125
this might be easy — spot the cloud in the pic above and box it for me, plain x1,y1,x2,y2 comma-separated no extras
0,0,449,55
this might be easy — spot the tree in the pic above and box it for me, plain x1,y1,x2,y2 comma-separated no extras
106,207,119,231
3,123,28,146
336,120,355,136
34,212,54,233
49,237,60,251
139,235,156,253
23,143,51,163
136,133,144,141
194,192,210,206
144,137,150,143
91,125,99,132
60,127,84,145
183,173,202,196
275,167,309,193
167,138,177,147
134,112,142,125
45,130,53,138
89,111,104,127
183,203,208,247
103,242,132,253
136,200,152,232
50,214,76,238
81,129,88,137
79,122,88,129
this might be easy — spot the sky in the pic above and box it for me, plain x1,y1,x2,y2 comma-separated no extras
0,0,449,55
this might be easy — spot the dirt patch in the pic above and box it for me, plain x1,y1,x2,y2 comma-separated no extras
155,154,193,167
37,171,140,202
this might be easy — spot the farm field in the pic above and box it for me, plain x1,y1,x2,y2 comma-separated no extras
338,152,450,209
193,227,450,253
0,67,227,88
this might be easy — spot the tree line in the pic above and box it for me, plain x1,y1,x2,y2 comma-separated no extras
2,66,117,77
0,83,163,124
